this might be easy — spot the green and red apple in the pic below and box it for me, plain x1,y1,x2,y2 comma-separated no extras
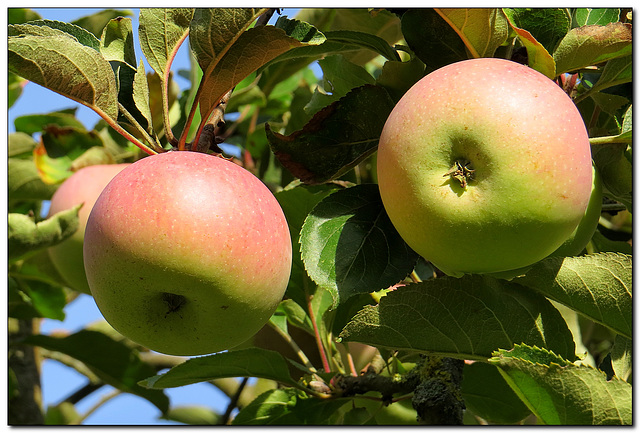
377,58,593,276
83,151,292,356
47,164,130,294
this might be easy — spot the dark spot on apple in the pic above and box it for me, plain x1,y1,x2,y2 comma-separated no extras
221,305,229,310
162,292,186,318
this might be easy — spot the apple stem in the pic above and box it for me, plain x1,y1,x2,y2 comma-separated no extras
307,294,332,373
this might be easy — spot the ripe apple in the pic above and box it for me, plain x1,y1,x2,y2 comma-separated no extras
47,164,130,294
377,58,593,277
83,151,292,356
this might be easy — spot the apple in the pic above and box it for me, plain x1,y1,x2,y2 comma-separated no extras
377,58,593,277
83,151,292,356
47,164,130,294
549,163,602,257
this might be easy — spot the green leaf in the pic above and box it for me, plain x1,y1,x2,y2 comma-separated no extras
139,348,300,390
305,55,375,116
490,344,632,425
588,55,633,95
553,22,632,75
516,253,631,338
8,19,101,51
8,158,58,203
160,405,221,425
100,16,136,67
138,8,193,78
323,30,400,62
592,139,632,210
461,362,531,424
339,275,576,361
195,15,325,124
131,61,154,129
590,230,633,255
375,57,426,102
8,132,37,158
8,33,119,121
401,9,468,71
13,109,85,135
609,335,632,382
275,183,341,307
301,184,419,305
8,71,27,108
434,8,509,58
267,84,395,185
9,274,66,321
71,9,134,38
573,8,620,27
503,8,570,53
232,388,350,425
45,402,81,425
8,205,81,262
25,330,169,413
503,9,556,78
8,8,42,25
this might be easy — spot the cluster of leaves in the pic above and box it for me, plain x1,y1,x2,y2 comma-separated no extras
8,7,632,425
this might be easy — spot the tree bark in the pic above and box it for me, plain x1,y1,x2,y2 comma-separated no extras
9,318,44,425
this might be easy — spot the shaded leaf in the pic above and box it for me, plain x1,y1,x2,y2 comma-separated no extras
267,84,395,185
401,9,468,71
140,348,300,390
435,8,509,58
301,184,419,305
375,57,425,102
553,22,632,75
8,205,81,262
461,361,531,424
588,55,633,95
9,274,66,321
592,140,632,210
516,253,631,338
100,16,136,67
503,8,570,53
8,132,37,158
8,72,27,108
322,30,400,62
45,402,81,425
25,330,169,413
491,344,632,425
339,275,576,361
232,388,349,425
9,33,119,120
8,8,42,25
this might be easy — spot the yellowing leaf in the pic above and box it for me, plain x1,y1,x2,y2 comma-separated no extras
435,8,509,58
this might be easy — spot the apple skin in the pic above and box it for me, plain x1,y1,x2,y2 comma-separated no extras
83,151,292,356
377,58,593,276
47,164,130,294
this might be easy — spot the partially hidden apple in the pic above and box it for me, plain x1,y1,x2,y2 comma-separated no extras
83,151,292,356
377,58,593,277
47,164,130,294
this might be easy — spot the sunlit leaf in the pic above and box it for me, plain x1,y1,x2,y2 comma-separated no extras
8,205,81,262
301,184,419,305
9,33,119,120
339,275,576,361
435,8,509,58
515,253,632,339
503,9,556,78
491,344,632,425
553,22,632,75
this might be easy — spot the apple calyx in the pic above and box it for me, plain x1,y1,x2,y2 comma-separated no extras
162,292,187,318
444,159,475,189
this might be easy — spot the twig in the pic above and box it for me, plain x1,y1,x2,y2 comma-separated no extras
74,389,121,425
219,377,249,425
62,383,104,405
267,321,317,372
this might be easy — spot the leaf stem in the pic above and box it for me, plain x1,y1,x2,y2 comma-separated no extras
74,389,121,425
589,134,632,146
306,294,331,373
219,377,249,425
118,103,163,153
267,321,317,372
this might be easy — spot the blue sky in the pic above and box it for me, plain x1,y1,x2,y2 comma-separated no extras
9,7,298,425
